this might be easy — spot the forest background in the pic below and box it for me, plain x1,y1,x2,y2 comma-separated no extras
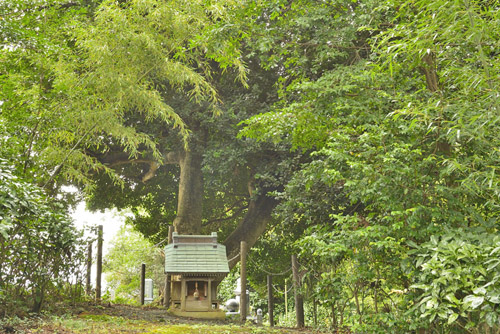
1,0,499,333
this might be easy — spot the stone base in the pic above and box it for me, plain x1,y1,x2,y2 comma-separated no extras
168,309,226,320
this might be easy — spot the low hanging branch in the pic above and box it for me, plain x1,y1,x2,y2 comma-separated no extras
97,150,182,183
100,151,180,166
141,161,160,182
43,124,97,189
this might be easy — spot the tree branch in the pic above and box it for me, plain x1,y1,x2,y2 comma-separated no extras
203,199,248,226
94,150,181,182
224,188,279,269
141,161,159,183
43,124,97,189
99,151,181,166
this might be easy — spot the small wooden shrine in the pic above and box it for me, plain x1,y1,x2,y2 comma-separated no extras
164,232,229,319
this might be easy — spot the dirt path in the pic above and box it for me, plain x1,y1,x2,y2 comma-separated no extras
80,304,225,324
2,304,317,334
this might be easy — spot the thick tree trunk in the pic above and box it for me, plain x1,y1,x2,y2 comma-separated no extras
173,150,204,235
99,146,277,251
225,190,278,269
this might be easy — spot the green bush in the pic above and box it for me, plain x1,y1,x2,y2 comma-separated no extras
0,159,87,315
410,230,500,333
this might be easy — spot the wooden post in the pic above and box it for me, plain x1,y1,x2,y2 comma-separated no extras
267,275,274,327
168,225,173,244
180,279,186,311
292,254,305,328
285,279,288,317
140,263,146,305
86,241,92,295
207,279,212,309
240,241,248,322
164,226,173,308
95,225,103,301
163,276,170,308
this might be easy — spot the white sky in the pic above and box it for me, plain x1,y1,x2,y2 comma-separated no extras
71,201,125,256
71,202,126,290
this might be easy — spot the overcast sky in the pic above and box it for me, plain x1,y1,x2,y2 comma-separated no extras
71,202,125,256
71,202,126,290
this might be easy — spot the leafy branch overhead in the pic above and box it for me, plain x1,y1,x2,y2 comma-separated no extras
1,0,248,191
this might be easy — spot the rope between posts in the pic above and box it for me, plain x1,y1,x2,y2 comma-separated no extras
153,237,169,248
227,252,241,263
272,283,294,294
113,235,170,254
248,256,292,276
261,266,292,276
111,240,166,254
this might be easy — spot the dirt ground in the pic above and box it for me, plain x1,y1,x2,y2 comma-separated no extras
1,304,317,334
78,303,226,324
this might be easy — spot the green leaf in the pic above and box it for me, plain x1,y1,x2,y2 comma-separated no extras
463,295,485,309
488,295,500,304
486,312,497,327
447,313,459,325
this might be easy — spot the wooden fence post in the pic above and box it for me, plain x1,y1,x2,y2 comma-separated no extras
86,241,92,295
292,254,305,328
285,279,288,317
140,263,146,305
240,241,248,322
95,225,103,301
163,275,171,308
267,275,274,327
164,226,173,307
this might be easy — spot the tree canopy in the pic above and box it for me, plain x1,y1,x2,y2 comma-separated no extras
1,0,500,331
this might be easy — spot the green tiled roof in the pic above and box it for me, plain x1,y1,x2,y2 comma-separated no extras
164,233,229,275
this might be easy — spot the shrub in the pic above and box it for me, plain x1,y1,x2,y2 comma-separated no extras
410,229,500,333
0,159,87,315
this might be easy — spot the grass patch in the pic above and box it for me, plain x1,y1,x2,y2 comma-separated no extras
51,314,148,333
48,314,293,334
147,324,285,334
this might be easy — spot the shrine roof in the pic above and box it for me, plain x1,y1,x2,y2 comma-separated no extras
164,232,229,275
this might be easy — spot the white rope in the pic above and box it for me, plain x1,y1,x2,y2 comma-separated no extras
227,252,241,263
272,283,294,294
248,256,292,276
152,237,169,248
263,266,292,276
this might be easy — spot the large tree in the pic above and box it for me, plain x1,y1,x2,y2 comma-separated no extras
1,0,285,261
80,0,290,260
86,58,285,264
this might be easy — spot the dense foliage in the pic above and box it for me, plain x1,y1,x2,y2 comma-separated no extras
0,159,87,315
0,0,247,191
410,230,500,332
1,0,99,315
240,0,500,332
